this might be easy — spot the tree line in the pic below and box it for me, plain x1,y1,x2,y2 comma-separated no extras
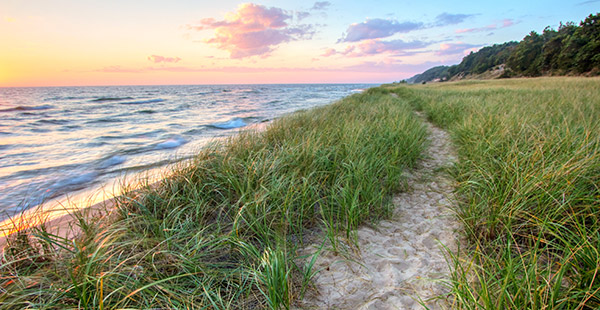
406,13,599,84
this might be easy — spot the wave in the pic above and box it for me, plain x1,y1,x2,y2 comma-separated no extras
86,117,124,124
99,155,126,168
155,136,187,150
91,96,134,102
59,124,82,131
97,129,166,141
35,118,70,125
29,128,51,133
44,96,90,101
0,104,55,113
54,172,98,189
220,108,258,116
183,128,206,135
209,118,247,129
137,109,156,114
120,98,165,105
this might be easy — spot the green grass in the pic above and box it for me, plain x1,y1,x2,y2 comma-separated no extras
386,77,600,309
0,88,427,309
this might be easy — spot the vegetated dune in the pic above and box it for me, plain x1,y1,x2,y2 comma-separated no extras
2,77,598,309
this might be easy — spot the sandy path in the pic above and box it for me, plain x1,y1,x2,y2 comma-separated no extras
298,111,461,309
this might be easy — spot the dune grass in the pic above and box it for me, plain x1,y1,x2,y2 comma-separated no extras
0,88,427,309
387,77,600,309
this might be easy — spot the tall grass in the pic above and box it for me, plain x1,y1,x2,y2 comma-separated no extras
389,77,600,309
0,88,427,309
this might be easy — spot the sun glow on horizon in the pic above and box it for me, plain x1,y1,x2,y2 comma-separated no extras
0,1,595,87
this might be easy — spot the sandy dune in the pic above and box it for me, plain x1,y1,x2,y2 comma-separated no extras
298,111,462,309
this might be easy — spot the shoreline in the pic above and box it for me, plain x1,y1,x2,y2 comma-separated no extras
0,121,271,251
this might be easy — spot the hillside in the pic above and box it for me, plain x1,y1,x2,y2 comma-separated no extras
406,13,600,83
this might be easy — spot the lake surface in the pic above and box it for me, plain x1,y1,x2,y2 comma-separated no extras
0,84,374,219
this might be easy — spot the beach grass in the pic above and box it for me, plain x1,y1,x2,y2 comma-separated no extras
0,89,427,309
386,77,600,309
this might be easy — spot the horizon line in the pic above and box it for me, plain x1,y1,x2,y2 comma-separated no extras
0,81,385,89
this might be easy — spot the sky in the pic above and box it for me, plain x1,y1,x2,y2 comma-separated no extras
1,0,598,87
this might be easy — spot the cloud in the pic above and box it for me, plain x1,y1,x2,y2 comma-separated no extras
321,48,338,57
311,1,331,10
578,0,600,4
339,18,423,42
435,13,475,26
92,60,449,80
97,66,144,73
322,39,430,57
456,19,515,33
190,3,313,58
342,60,448,74
501,19,515,27
355,39,429,55
147,55,182,63
296,11,311,20
435,42,482,56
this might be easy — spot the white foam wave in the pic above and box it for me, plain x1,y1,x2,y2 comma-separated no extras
155,137,187,149
210,118,247,129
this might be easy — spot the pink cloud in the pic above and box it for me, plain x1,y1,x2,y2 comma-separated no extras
322,39,429,58
455,24,496,33
321,48,337,57
94,62,447,75
353,39,428,56
501,19,514,27
97,66,144,73
456,18,515,33
191,3,313,58
435,42,482,56
342,60,448,74
147,55,182,63
340,18,423,42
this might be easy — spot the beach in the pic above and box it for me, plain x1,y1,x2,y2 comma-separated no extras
2,78,599,309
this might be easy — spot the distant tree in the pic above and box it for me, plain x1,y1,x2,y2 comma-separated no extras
507,31,544,76
406,13,600,81
446,42,517,77
573,13,600,73
540,24,577,73
409,66,451,84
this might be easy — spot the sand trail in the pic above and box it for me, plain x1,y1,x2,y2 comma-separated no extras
298,111,461,309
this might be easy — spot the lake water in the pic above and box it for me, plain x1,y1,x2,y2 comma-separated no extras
0,84,374,220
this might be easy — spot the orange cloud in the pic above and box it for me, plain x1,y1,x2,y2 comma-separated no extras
191,3,313,58
147,55,182,63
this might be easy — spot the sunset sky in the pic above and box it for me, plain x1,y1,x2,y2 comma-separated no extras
1,0,597,87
